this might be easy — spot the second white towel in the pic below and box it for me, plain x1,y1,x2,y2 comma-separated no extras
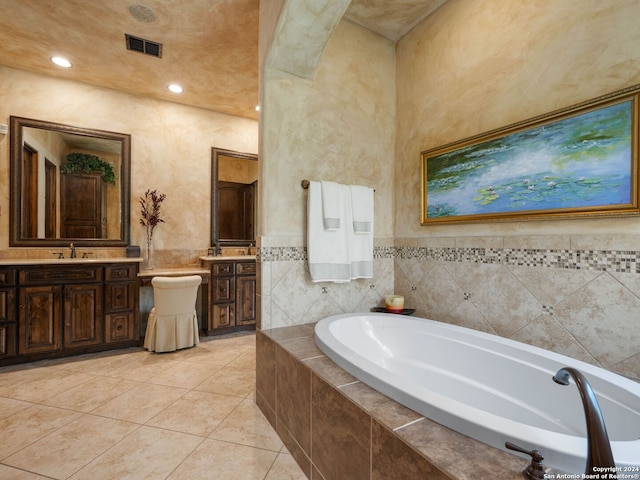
350,185,374,234
308,181,374,283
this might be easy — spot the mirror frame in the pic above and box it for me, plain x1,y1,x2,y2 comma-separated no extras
211,147,258,248
9,116,131,247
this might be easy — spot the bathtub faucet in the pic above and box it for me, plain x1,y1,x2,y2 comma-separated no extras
552,367,616,476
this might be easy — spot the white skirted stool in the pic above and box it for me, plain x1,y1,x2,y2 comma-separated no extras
143,275,202,353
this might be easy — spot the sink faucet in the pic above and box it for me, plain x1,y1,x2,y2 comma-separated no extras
553,367,616,476
69,243,76,258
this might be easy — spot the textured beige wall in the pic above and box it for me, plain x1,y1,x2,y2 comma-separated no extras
394,0,640,378
396,0,640,237
259,19,396,329
261,19,396,239
0,66,258,254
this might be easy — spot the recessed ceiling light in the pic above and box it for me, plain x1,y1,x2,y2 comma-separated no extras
255,105,260,112
128,4,157,23
168,84,183,94
51,56,72,68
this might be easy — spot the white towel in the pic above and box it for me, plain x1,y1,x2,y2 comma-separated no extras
348,185,373,279
307,181,351,283
321,181,341,230
350,185,374,234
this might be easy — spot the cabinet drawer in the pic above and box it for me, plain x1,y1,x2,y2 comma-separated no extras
211,304,234,329
105,282,136,312
0,269,17,287
20,267,102,285
105,264,137,282
212,276,235,303
236,262,256,275
212,263,234,275
105,312,136,343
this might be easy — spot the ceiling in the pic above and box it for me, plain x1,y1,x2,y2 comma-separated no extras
345,0,444,42
0,0,444,121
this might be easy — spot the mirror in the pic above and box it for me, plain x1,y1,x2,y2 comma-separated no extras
10,116,131,247
211,147,258,249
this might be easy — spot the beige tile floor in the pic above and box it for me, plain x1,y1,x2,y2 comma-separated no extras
0,333,307,480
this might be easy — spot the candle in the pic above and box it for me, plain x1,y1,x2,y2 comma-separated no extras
385,295,405,312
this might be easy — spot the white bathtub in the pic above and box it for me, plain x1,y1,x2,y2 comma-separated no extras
314,313,640,474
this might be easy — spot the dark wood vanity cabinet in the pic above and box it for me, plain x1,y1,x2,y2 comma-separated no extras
236,262,257,325
210,262,235,330
63,283,103,349
0,262,139,366
206,259,256,335
18,266,103,355
18,285,62,355
104,264,138,343
0,269,17,359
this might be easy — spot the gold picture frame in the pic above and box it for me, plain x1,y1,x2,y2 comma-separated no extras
421,85,640,224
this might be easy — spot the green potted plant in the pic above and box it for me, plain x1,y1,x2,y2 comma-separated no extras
60,152,116,185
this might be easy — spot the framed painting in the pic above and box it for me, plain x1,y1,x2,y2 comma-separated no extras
421,85,640,224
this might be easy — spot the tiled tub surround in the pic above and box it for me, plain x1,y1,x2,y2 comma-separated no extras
256,325,528,480
258,238,640,380
258,244,395,331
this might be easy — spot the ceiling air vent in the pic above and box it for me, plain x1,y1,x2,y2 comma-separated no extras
125,34,162,58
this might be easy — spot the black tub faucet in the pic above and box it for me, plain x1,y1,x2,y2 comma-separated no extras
553,367,616,477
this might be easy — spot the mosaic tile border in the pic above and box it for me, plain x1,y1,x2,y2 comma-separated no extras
259,246,640,274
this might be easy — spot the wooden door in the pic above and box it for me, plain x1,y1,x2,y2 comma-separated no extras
21,143,38,238
64,284,102,348
44,159,57,238
18,286,61,354
218,181,254,240
61,173,105,238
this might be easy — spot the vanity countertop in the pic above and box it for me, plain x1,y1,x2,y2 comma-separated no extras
138,267,210,277
0,257,142,266
200,255,256,262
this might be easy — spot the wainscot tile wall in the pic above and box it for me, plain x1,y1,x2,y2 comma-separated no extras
258,236,640,380
257,239,395,331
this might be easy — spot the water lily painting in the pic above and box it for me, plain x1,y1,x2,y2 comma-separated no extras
421,88,640,224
